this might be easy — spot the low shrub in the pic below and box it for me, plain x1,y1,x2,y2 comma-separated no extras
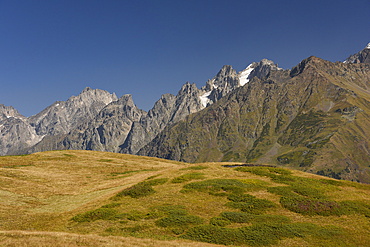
171,173,205,183
182,225,244,245
219,212,291,224
209,216,231,227
101,202,121,208
72,208,119,222
236,167,292,177
115,182,155,199
183,179,257,195
220,212,254,223
113,178,168,199
280,196,342,216
182,165,208,170
339,200,370,217
226,193,276,214
182,222,343,246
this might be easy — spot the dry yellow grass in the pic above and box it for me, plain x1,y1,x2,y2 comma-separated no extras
0,230,223,247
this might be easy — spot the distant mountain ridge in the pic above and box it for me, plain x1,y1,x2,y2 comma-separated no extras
1,43,370,183
6,57,281,156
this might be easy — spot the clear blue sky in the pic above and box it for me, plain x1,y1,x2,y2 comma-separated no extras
1,0,369,116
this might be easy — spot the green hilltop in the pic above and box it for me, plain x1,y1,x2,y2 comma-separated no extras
1,150,370,246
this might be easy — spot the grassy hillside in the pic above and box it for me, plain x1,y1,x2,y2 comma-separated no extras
1,150,370,246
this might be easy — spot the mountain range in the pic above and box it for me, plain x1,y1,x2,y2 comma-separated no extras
1,43,370,183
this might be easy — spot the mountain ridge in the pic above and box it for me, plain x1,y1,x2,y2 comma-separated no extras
138,56,370,183
1,44,370,183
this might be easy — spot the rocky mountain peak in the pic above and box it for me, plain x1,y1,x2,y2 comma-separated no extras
344,42,370,64
0,104,25,121
289,56,323,77
247,58,283,80
29,87,118,136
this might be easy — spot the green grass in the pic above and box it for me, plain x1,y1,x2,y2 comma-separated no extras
171,172,205,183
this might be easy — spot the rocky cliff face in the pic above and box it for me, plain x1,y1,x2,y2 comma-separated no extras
139,57,370,183
344,43,370,64
1,88,117,155
29,87,118,136
0,105,41,155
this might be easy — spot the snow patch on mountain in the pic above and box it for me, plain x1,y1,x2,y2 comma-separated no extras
200,91,212,107
238,64,254,86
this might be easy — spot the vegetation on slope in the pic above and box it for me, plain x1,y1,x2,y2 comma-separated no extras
2,150,370,246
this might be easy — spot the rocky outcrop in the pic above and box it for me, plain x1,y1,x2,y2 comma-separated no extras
1,88,117,155
0,105,41,155
344,43,370,64
29,87,117,136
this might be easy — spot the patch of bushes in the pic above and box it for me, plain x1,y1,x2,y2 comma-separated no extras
280,196,342,216
113,178,168,199
209,216,231,227
182,179,263,195
72,208,119,222
115,182,155,199
339,200,370,217
182,165,208,170
226,193,276,214
219,212,290,224
152,204,204,228
182,222,343,246
101,202,121,208
219,212,254,223
171,173,205,183
145,178,169,186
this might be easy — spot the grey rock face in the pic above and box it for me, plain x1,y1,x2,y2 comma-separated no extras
199,59,282,108
0,88,117,155
344,43,370,64
29,87,118,136
0,105,42,155
0,104,25,121
120,83,204,154
248,59,283,79
29,94,144,153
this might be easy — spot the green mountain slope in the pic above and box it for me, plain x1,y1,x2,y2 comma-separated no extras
139,57,370,183
1,150,370,246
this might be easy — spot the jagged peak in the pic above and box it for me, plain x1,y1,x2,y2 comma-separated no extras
290,56,324,77
217,65,237,77
81,87,92,93
366,42,370,49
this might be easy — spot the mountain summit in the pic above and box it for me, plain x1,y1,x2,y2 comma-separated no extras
344,42,370,64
